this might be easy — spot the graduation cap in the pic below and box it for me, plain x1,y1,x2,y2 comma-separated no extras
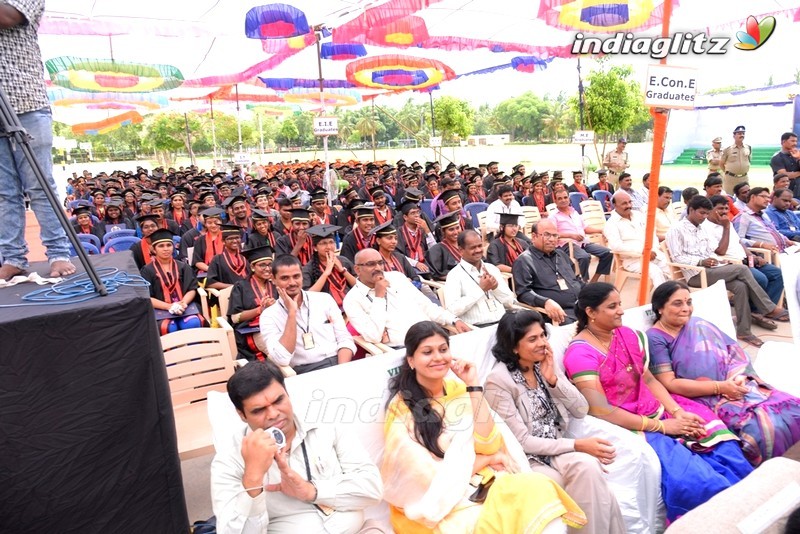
497,212,522,226
403,187,424,201
170,187,190,199
510,171,523,179
310,187,327,202
552,171,563,180
572,170,583,176
399,198,421,215
242,245,274,265
596,169,608,175
149,229,176,247
198,191,217,204
107,199,124,208
487,161,499,167
306,224,341,243
147,199,168,208
220,224,243,239
253,187,272,199
290,208,312,222
135,213,160,225
341,186,358,199
73,206,93,217
369,220,397,238
90,189,105,198
368,186,386,198
351,205,375,220
440,189,462,206
251,209,271,221
201,207,225,219
537,171,550,178
434,211,461,229
425,175,439,183
222,194,247,208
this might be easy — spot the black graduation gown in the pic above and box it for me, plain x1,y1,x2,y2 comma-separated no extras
180,217,200,236
275,233,314,265
131,239,148,270
272,218,290,236
73,222,107,244
179,228,201,263
381,251,419,282
246,231,277,250
426,242,460,281
395,224,430,262
338,230,374,263
206,251,249,287
141,260,198,302
486,236,530,269
228,277,278,361
103,217,135,231
191,233,224,274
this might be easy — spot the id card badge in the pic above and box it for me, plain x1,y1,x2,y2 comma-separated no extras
556,277,569,290
302,332,316,350
486,299,498,312
381,329,390,344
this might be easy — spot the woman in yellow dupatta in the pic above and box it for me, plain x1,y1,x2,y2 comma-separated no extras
382,321,587,534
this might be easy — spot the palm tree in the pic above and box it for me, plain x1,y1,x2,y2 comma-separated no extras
542,99,567,141
355,109,379,152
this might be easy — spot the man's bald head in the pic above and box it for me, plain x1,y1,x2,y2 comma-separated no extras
353,248,385,288
612,191,633,218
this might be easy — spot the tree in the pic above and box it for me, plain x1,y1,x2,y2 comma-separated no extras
494,92,548,141
433,96,474,143
577,62,648,160
143,113,201,167
278,118,299,148
473,103,500,136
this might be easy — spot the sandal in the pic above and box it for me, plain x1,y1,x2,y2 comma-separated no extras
752,315,779,330
765,309,790,322
738,335,764,348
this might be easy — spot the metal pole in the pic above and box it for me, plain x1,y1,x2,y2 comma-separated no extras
429,91,437,163
0,85,107,295
258,111,264,164
210,97,217,166
235,84,243,153
314,27,333,202
183,112,195,167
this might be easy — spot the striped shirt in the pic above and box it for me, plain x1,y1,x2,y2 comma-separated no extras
0,0,49,114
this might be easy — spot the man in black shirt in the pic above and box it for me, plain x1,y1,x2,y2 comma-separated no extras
769,132,800,197
512,218,583,325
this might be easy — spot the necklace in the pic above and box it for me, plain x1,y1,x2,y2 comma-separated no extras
657,320,681,338
586,327,633,373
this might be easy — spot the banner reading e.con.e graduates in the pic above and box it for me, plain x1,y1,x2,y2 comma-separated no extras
644,64,699,110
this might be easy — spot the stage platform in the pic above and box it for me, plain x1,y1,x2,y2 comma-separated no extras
0,252,189,533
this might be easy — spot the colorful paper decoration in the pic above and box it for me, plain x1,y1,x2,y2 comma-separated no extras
366,16,429,47
46,57,183,93
538,0,668,32
511,56,549,73
71,111,143,135
346,55,455,90
259,77,356,90
244,3,310,39
48,88,168,111
283,89,360,107
320,43,367,60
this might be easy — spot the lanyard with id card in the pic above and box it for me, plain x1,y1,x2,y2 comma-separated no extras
281,294,315,349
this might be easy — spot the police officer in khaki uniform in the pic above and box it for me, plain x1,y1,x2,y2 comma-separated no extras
706,137,723,172
720,125,751,194
602,137,629,186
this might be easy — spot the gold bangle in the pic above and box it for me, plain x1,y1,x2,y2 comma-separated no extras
713,381,720,395
640,416,648,432
670,406,681,415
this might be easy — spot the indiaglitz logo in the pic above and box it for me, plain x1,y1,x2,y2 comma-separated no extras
571,32,730,59
734,15,776,50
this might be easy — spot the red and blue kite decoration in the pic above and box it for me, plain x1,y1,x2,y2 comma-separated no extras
244,3,310,39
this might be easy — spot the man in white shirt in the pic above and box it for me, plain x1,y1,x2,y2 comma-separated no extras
343,248,471,347
486,184,524,235
260,255,356,374
665,196,787,346
654,186,677,241
443,230,518,326
703,194,785,310
211,361,383,534
603,191,670,287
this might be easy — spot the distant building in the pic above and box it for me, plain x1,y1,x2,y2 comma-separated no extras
460,134,510,147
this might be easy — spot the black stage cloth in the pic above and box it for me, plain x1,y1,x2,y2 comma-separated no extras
0,252,189,533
